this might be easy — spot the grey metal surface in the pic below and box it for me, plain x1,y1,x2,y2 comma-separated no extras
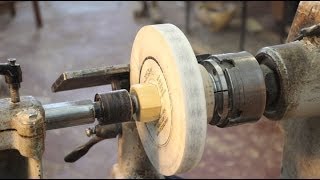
256,40,320,120
0,96,45,178
200,51,266,127
44,99,96,130
264,38,320,178
256,2,320,176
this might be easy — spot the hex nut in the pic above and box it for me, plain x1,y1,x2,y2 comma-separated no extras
130,83,161,122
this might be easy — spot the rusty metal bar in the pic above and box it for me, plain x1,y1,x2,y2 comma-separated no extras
264,1,320,178
32,1,43,28
0,96,45,179
51,64,129,92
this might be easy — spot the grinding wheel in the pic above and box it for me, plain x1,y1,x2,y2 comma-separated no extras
130,24,207,176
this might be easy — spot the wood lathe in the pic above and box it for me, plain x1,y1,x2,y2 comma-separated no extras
1,2,320,178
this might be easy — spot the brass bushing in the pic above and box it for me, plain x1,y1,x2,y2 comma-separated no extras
130,83,161,123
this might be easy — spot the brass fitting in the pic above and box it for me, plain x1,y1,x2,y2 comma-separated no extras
130,83,161,123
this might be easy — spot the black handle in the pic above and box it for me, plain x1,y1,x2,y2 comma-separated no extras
0,59,22,85
0,59,22,103
64,136,104,163
64,124,121,163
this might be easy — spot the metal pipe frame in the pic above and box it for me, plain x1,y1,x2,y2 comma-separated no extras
44,99,96,130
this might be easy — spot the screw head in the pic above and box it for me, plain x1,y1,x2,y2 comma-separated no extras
85,128,95,137
8,58,16,65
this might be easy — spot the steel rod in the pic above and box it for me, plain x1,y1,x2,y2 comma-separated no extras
44,99,96,130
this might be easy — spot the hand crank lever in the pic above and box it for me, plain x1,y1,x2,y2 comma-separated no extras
64,136,104,163
64,123,121,163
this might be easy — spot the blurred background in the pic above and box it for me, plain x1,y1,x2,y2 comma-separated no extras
0,1,299,178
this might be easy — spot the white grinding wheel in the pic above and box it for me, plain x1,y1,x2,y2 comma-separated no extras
130,24,207,176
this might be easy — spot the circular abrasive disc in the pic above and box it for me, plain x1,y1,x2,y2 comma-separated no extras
130,24,207,176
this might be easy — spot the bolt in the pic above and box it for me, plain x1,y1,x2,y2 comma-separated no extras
85,127,96,137
9,85,20,103
28,109,38,120
8,58,16,65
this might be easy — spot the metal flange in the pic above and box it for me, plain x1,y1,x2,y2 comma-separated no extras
199,51,266,127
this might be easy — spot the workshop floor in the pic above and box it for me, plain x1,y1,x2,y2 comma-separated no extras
0,1,283,178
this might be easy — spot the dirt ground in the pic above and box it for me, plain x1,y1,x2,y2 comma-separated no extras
0,1,283,178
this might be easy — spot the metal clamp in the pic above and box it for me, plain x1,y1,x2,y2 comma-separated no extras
293,23,320,41
0,58,22,103
0,96,45,178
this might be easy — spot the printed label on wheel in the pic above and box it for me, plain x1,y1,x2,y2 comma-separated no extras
130,24,207,176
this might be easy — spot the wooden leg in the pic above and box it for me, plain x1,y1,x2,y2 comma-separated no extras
239,1,247,51
32,1,43,28
9,2,16,17
134,1,149,18
280,1,287,44
151,1,158,8
185,1,191,34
